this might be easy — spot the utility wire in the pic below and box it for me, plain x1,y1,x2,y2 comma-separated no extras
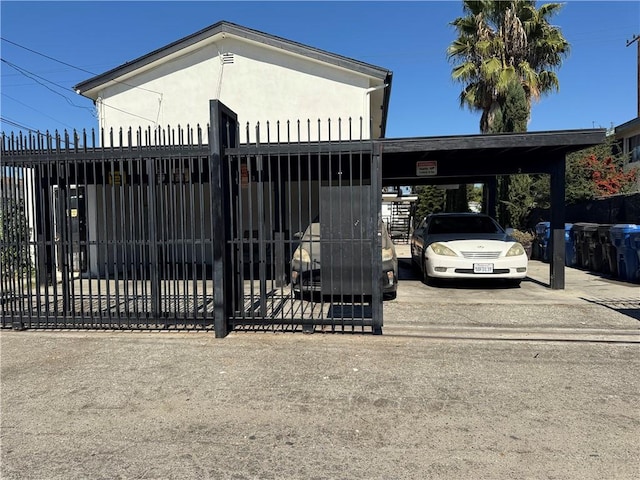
98,100,158,124
3,58,158,126
1,116,81,147
1,58,94,113
1,36,163,95
1,116,41,133
2,92,80,130
1,36,95,75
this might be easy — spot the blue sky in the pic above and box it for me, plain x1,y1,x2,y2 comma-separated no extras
1,1,638,139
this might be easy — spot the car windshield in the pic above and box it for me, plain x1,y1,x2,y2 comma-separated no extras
427,216,502,235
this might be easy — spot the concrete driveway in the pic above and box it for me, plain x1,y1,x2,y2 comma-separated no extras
1,252,639,479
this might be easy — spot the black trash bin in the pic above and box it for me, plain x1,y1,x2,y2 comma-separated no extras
573,223,599,271
596,224,614,275
533,221,549,261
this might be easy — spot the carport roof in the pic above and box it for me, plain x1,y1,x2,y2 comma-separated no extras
379,128,606,185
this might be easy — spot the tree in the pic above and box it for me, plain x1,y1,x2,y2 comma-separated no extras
504,173,537,229
413,185,446,223
1,197,32,280
566,138,638,201
501,78,529,133
448,0,570,133
529,137,638,210
467,184,483,209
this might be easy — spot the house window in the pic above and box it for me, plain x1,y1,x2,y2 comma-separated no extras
629,134,640,163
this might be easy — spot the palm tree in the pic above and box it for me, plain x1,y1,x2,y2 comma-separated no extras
448,0,569,133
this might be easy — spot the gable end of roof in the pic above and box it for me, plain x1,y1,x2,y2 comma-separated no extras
73,21,391,94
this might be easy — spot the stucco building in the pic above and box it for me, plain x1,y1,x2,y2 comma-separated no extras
74,21,392,144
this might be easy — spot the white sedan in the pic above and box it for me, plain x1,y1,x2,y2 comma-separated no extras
410,213,528,286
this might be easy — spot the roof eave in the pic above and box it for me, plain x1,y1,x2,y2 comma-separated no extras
73,20,391,97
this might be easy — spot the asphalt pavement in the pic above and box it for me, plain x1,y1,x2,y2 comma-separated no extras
1,251,639,479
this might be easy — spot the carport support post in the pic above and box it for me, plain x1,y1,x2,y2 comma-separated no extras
549,155,566,289
483,177,497,218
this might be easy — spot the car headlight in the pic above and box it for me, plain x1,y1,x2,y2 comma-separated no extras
430,242,457,256
382,247,394,262
291,246,311,264
506,243,526,257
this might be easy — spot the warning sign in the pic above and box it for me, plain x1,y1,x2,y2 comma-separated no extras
108,171,126,185
416,161,437,177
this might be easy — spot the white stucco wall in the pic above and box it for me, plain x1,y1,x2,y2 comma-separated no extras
95,36,379,145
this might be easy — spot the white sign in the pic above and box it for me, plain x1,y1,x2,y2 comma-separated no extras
416,160,437,176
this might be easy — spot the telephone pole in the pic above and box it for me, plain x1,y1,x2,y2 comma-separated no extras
627,34,640,116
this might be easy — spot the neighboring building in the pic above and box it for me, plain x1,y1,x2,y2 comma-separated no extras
74,21,392,144
615,116,640,189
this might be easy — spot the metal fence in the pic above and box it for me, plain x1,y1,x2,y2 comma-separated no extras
1,126,216,331
1,101,384,335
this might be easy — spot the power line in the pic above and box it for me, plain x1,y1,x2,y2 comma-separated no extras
1,36,95,75
0,36,163,96
2,92,82,130
3,57,159,127
1,58,94,113
98,100,158,124
1,116,81,147
0,116,41,133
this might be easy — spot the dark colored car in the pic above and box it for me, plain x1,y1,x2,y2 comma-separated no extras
290,221,398,300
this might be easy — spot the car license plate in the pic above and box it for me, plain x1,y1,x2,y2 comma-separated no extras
474,263,494,274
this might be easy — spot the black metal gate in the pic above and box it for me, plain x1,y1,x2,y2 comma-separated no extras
1,101,384,336
212,103,384,334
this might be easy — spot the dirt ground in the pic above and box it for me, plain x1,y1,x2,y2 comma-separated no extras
1,327,638,480
2,257,639,479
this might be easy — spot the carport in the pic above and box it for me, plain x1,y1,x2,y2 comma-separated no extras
378,129,606,289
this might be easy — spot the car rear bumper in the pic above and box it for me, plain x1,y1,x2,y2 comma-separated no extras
291,268,397,297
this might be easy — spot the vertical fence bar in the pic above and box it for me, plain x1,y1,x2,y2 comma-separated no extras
371,142,383,334
147,155,160,320
26,160,38,324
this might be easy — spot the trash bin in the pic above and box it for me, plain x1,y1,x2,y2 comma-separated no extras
533,221,549,261
596,224,615,275
573,223,599,270
564,224,576,267
632,232,640,283
539,222,575,266
610,224,640,283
